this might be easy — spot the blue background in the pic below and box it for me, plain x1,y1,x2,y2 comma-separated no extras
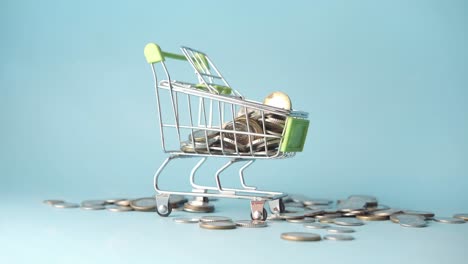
1,0,467,263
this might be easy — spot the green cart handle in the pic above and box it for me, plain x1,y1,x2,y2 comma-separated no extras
144,43,234,95
144,43,209,69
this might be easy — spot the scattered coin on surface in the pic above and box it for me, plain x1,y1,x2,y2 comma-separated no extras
173,217,200,223
130,197,156,212
453,214,468,221
396,214,427,228
332,217,365,226
280,232,321,242
327,226,355,233
200,216,232,223
81,205,106,210
433,217,465,224
81,200,107,207
107,205,134,212
43,200,65,206
235,220,268,228
199,221,236,230
324,234,354,241
304,223,330,229
53,202,79,209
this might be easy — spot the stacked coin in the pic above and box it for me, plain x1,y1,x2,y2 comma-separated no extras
180,92,292,155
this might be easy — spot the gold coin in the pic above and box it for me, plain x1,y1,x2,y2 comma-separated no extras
263,91,292,110
356,214,389,221
280,232,321,242
199,221,236,230
453,214,468,221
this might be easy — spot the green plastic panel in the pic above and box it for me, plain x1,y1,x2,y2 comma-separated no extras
280,117,310,152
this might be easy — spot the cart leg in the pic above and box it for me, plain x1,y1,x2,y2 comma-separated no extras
250,200,267,221
189,157,211,190
215,159,237,194
268,198,285,214
239,160,257,190
153,155,179,193
155,193,172,217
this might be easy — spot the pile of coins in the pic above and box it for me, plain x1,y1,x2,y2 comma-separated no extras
180,91,291,155
44,194,468,242
174,215,268,230
43,195,188,212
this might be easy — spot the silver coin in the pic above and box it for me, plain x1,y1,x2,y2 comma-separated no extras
303,209,325,217
43,200,65,206
286,217,315,223
278,212,305,220
396,214,427,228
304,223,330,229
288,194,312,203
372,208,403,217
53,202,79,209
254,138,281,151
402,210,435,219
348,195,378,206
433,217,465,224
333,217,365,226
200,216,232,223
173,217,200,223
107,205,134,212
115,199,131,207
327,226,355,233
199,221,236,230
324,234,354,241
280,232,321,242
283,202,305,208
306,205,331,210
181,140,213,153
236,220,268,228
106,198,125,204
337,199,367,212
183,201,215,213
81,200,107,207
267,214,285,221
453,214,468,221
284,207,307,213
315,213,342,220
130,197,156,212
80,205,106,210
366,204,390,212
319,218,336,224
189,130,219,143
303,199,333,206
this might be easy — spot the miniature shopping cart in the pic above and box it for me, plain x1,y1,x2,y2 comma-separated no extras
144,42,310,220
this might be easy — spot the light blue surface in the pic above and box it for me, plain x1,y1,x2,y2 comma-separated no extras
1,0,467,263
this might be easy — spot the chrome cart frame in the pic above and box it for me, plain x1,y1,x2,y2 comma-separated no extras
144,43,310,220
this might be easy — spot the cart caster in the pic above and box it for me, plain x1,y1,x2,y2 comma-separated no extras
268,198,286,214
251,208,267,221
155,193,172,217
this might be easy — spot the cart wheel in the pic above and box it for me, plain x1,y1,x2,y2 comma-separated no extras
156,203,172,217
251,208,268,221
261,208,268,221
279,199,285,213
